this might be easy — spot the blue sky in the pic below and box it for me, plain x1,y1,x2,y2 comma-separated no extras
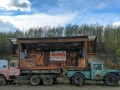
0,0,120,32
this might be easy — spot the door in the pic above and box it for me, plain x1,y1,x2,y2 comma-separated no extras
9,61,20,76
36,51,44,66
91,64,103,79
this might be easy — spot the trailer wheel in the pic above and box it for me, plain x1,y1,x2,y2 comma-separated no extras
0,75,6,86
43,75,53,86
30,75,40,86
72,73,85,86
103,73,119,86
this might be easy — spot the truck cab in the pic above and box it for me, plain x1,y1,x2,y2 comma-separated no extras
67,62,120,86
0,60,20,85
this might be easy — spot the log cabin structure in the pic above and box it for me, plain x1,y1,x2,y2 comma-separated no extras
9,35,97,70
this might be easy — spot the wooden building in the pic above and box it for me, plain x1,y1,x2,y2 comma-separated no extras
9,35,97,70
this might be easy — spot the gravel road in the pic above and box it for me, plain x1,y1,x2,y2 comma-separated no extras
0,83,120,90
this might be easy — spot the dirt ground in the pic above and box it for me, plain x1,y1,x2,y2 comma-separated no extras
0,82,120,90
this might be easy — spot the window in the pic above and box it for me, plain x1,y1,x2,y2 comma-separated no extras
3,65,7,68
10,62,18,67
93,64,102,70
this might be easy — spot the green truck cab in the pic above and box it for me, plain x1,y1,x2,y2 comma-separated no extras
67,62,120,86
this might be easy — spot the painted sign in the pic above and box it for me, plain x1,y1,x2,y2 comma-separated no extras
50,51,66,61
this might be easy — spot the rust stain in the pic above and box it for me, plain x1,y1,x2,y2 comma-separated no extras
96,74,101,78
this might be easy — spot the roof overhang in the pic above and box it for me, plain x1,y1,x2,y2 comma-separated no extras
8,38,17,44
88,36,97,41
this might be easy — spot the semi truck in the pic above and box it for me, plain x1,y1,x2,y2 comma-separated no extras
0,36,120,86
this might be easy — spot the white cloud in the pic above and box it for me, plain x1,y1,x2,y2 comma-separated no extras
113,21,120,26
0,13,77,30
0,0,31,11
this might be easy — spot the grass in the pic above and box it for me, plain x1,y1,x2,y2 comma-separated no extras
57,77,69,84
4,77,120,87
7,80,29,86
112,83,120,87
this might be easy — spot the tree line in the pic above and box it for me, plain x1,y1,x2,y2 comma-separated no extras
0,23,120,68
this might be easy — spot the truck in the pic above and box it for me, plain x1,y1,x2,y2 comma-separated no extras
0,35,120,86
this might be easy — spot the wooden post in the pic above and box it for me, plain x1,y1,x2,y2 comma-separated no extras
85,40,88,68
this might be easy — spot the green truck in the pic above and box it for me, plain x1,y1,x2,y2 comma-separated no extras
67,62,120,86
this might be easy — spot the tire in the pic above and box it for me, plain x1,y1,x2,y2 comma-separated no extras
103,73,119,86
72,73,85,86
0,75,6,86
30,75,40,86
69,78,72,84
43,75,54,86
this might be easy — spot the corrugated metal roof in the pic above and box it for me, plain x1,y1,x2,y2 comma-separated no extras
17,35,88,40
8,35,97,43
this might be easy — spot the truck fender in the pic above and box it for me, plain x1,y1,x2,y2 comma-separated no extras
0,74,6,80
103,73,118,80
72,72,85,78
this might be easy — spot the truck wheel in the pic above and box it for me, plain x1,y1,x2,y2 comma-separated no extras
0,75,6,86
30,75,40,86
72,73,85,86
43,75,53,86
104,73,119,86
